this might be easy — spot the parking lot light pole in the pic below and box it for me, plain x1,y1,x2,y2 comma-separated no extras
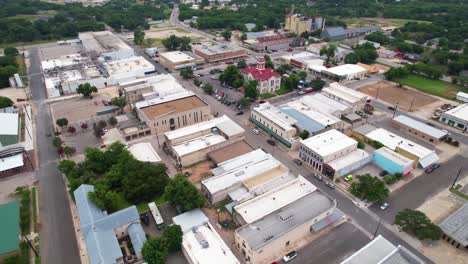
451,167,463,189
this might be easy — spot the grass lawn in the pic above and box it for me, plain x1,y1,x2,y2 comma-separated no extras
259,93,276,99
339,17,431,27
16,55,28,85
397,74,464,100
135,195,167,213
275,87,293,95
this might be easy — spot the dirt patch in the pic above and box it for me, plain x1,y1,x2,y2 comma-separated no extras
144,28,201,40
358,81,438,111
185,161,212,184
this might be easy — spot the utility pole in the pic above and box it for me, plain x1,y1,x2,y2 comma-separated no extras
408,96,416,112
451,167,463,189
373,217,383,239
23,233,39,257
392,102,399,118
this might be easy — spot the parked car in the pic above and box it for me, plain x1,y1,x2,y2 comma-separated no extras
425,163,441,173
304,88,313,94
326,181,336,189
16,98,26,102
297,90,305,95
387,106,396,111
380,202,390,210
283,251,298,262
267,139,276,146
236,111,244,115
293,159,303,166
315,174,323,181
252,129,260,135
379,170,388,177
103,128,108,133
344,174,353,182
184,171,192,177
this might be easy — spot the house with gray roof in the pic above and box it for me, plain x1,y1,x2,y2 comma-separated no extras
439,202,468,249
74,184,147,264
321,26,381,40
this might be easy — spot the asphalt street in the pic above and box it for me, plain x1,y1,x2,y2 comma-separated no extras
29,48,80,264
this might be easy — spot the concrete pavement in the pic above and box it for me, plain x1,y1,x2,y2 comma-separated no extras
29,48,81,264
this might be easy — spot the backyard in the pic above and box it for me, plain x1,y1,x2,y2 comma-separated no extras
397,74,464,100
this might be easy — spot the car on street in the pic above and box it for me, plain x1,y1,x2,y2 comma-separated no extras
252,129,260,135
425,163,441,173
315,174,323,181
293,159,303,166
387,106,396,111
103,128,108,133
425,122,435,127
210,75,218,80
326,181,336,189
344,174,353,182
236,111,244,115
267,139,276,146
283,251,298,262
379,170,388,177
297,90,305,95
380,202,390,210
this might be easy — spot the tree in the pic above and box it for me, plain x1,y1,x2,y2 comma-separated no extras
345,43,378,64
298,130,309,139
282,73,300,91
63,146,76,158
320,45,337,64
162,35,180,51
237,59,247,69
239,97,250,109
298,71,307,80
56,118,69,129
142,237,169,264
164,174,205,212
349,174,389,203
81,123,88,130
134,28,145,45
275,64,291,75
365,32,390,44
220,65,243,88
111,96,127,113
4,47,19,57
180,67,194,79
163,225,183,253
244,80,258,99
310,78,326,90
52,137,62,148
241,33,247,41
77,83,98,98
0,96,14,108
264,55,274,69
394,209,442,241
202,83,214,94
221,29,232,41
67,126,76,134
108,116,118,126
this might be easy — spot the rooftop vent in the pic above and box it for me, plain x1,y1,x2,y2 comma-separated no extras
192,227,209,248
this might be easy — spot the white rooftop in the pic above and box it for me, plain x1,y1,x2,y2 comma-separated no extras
303,59,325,68
0,153,24,172
393,115,447,139
283,100,342,127
308,65,328,73
135,90,194,109
456,92,468,103
322,82,368,104
281,51,316,62
160,51,197,63
300,93,350,115
0,113,19,135
172,133,227,157
41,53,84,71
234,176,316,224
443,103,468,122
128,143,161,163
103,56,154,76
301,129,357,157
374,147,413,166
79,31,132,53
327,149,370,171
165,115,244,141
202,149,283,194
324,64,367,76
253,103,297,132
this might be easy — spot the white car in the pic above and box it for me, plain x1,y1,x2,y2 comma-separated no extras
283,251,298,262
252,129,259,135
380,202,390,210
103,128,108,133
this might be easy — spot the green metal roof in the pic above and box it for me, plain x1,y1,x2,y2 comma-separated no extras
0,201,20,254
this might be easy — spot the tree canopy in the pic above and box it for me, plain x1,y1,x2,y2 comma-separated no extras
180,67,194,79
134,28,145,45
0,96,14,108
220,65,243,88
142,237,169,264
345,43,378,64
244,80,258,99
111,97,127,113
163,174,205,212
164,225,183,253
77,83,97,98
394,209,443,241
161,35,192,51
349,174,389,203
320,45,337,64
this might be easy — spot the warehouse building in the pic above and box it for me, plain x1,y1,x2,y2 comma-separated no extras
439,202,468,249
439,103,468,131
173,209,240,264
79,31,134,60
158,51,204,71
136,91,210,135
373,147,414,176
456,92,468,103
321,82,369,111
164,115,245,167
362,127,439,169
234,186,339,264
102,56,156,83
341,235,425,264
250,102,300,148
249,34,295,52
322,64,368,81
194,44,247,62
392,115,448,143
128,142,161,163
201,149,295,204
321,26,380,41
0,113,19,147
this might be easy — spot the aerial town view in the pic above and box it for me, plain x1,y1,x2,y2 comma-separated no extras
0,0,468,264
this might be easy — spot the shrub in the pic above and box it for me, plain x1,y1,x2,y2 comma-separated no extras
383,175,397,185
394,173,403,179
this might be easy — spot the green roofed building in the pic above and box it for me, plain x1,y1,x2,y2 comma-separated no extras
0,201,20,255
0,113,19,147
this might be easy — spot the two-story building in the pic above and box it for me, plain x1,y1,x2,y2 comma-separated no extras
241,57,281,94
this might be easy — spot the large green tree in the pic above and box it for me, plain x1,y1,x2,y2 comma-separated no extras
221,29,232,41
220,65,243,88
111,96,127,113
164,174,205,212
163,224,183,253
0,96,14,108
320,45,337,64
349,174,389,203
134,28,145,45
244,80,258,99
142,237,169,264
77,83,98,98
180,67,194,79
394,209,442,241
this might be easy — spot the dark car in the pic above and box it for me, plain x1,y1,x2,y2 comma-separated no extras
293,159,303,166
267,139,276,146
388,106,396,111
425,163,441,173
140,213,150,226
379,170,388,177
236,111,244,115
